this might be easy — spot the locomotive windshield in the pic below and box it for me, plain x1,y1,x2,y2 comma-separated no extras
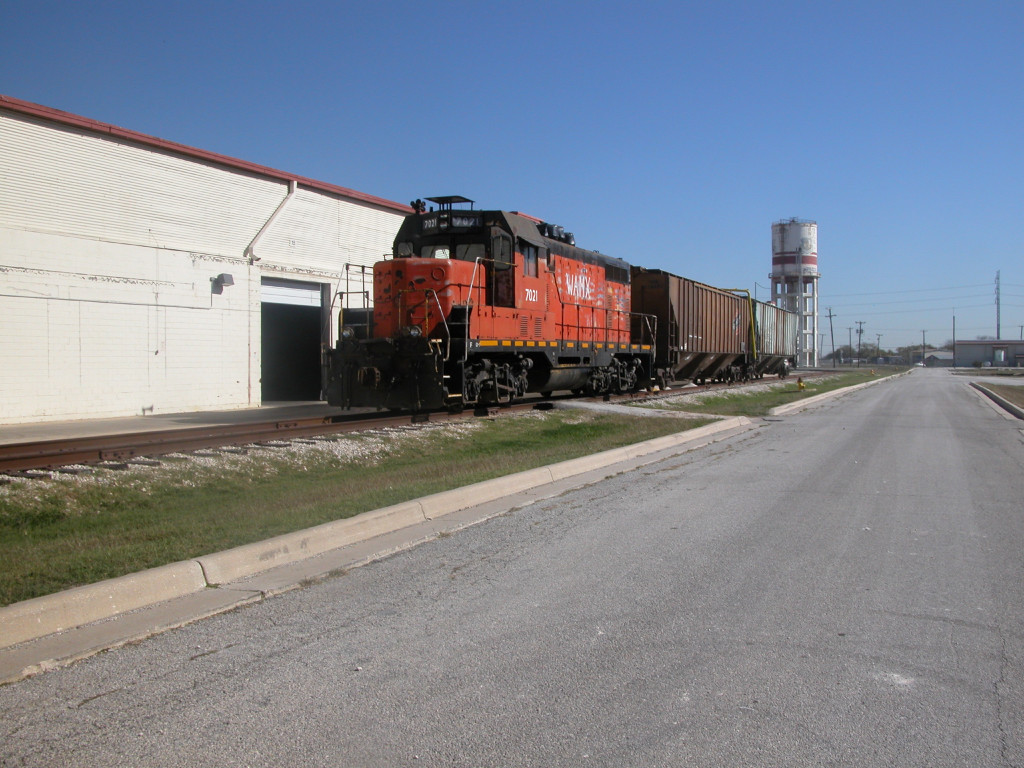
417,242,486,261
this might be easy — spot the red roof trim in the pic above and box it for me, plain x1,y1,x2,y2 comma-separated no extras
0,94,413,215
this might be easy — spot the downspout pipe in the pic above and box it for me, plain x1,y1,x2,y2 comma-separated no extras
244,178,297,405
245,179,298,264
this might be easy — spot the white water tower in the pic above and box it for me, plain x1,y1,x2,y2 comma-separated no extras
771,218,819,367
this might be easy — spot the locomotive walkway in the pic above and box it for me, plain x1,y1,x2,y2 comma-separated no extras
0,372,932,683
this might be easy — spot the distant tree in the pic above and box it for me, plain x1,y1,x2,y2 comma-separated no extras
824,344,857,364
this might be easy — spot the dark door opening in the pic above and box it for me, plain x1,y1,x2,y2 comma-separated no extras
261,302,322,400
261,277,330,401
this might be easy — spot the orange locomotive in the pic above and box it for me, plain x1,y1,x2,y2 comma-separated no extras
326,196,656,411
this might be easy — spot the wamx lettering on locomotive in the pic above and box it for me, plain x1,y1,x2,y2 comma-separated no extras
565,273,594,300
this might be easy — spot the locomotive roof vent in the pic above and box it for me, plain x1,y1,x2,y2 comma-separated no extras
538,222,575,246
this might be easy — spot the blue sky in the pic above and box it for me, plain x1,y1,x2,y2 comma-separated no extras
4,0,1022,350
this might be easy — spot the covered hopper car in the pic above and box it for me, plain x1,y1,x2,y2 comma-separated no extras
325,196,796,411
630,268,796,385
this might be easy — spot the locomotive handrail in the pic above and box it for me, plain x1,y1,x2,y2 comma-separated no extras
631,311,658,349
553,297,637,348
548,271,636,349
467,257,484,309
464,257,486,364
394,287,454,363
427,288,452,362
334,289,373,340
335,262,375,340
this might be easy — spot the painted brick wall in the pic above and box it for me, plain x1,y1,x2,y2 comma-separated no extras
0,108,404,423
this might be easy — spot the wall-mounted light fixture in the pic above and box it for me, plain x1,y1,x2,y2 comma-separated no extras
211,273,235,294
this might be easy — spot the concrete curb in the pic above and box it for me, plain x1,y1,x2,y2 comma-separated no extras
768,371,908,416
197,501,428,586
0,561,207,649
0,416,751,655
970,382,1024,420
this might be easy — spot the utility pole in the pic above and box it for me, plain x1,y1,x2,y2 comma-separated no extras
848,327,853,367
856,321,865,368
827,307,836,367
876,334,882,362
995,270,1001,339
921,330,926,366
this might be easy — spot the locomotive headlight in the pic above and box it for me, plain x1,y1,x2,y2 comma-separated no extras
403,325,423,338
341,326,355,340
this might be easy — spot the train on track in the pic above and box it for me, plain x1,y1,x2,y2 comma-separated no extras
325,196,798,412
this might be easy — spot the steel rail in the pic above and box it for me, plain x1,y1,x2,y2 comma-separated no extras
0,412,442,473
1,373,821,474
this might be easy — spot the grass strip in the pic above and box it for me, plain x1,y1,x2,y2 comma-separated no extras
982,383,1024,410
0,411,711,606
642,368,908,418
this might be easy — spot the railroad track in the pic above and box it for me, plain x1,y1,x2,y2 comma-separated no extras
1,373,816,474
0,412,441,474
0,402,548,475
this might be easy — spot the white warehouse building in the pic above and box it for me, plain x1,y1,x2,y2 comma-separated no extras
0,95,411,424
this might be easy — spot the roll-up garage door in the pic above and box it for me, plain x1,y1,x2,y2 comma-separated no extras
261,278,329,401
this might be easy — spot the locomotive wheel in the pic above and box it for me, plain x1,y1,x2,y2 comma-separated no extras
541,391,553,398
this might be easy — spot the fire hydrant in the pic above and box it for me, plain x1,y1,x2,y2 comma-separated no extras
797,376,806,391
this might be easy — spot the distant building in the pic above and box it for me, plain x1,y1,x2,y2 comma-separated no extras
954,340,1024,368
924,351,955,368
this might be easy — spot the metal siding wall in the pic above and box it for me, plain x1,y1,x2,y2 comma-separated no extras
1,112,287,255
0,226,255,422
256,189,401,274
0,109,405,423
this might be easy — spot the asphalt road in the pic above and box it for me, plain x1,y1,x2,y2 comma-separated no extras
3,369,1023,767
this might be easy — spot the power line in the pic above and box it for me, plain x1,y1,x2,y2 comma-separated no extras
826,292,991,308
824,283,992,298
831,303,994,317
874,325,997,332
